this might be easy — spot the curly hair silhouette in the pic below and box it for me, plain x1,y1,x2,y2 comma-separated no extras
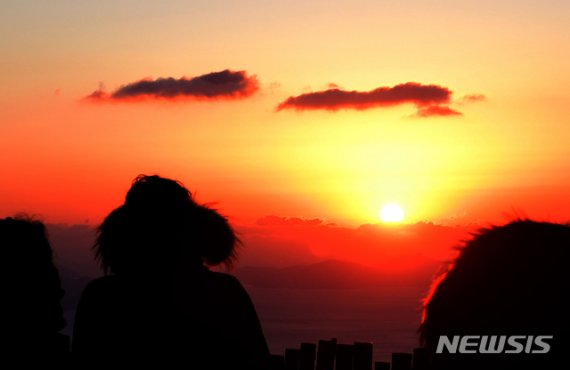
421,219,568,370
72,175,268,369
94,175,238,275
0,216,67,359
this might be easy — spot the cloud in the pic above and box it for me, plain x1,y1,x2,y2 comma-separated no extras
84,69,259,102
257,215,327,227
276,82,453,112
84,89,109,101
415,105,462,118
462,94,487,103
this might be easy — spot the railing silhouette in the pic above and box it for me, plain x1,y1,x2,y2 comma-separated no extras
45,335,429,369
269,339,429,370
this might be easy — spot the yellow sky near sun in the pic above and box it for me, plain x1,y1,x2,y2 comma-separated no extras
1,0,570,226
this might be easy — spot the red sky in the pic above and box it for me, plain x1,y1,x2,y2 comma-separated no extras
2,0,570,271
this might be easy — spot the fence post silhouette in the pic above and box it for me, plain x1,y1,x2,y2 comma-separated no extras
335,344,354,370
270,354,286,370
286,348,301,370
374,362,390,370
391,353,412,370
353,342,373,370
411,348,429,370
275,339,430,370
316,339,337,370
300,343,317,370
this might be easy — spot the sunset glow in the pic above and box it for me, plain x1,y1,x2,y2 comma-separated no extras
1,0,569,266
3,2,569,364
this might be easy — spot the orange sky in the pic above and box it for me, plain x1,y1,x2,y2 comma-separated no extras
2,0,570,235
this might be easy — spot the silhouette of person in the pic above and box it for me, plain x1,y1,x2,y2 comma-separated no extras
72,175,270,369
420,220,567,370
0,217,67,360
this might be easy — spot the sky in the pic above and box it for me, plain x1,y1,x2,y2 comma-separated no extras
1,0,570,268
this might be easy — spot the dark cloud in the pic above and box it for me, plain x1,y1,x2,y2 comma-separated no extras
415,105,462,118
276,82,453,112
84,89,109,101
84,70,259,102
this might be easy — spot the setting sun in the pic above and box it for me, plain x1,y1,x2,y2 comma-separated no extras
380,203,405,223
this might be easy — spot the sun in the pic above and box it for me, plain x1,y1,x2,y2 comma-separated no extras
380,203,405,223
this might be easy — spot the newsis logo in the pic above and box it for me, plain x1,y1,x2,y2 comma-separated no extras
436,335,554,354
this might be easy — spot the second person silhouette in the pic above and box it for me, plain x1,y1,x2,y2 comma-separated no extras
72,175,269,369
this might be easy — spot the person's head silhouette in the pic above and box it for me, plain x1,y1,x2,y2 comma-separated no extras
0,216,66,354
421,220,568,369
94,175,238,275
